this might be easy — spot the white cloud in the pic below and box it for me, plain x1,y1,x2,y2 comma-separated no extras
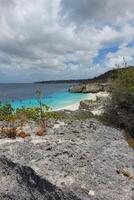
105,46,134,68
60,0,134,25
0,0,134,82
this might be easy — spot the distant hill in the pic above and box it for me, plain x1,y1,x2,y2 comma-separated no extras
35,66,134,84
35,79,88,84
83,66,134,83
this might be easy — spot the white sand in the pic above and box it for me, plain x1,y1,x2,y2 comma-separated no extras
59,102,80,111
54,93,97,111
54,92,109,113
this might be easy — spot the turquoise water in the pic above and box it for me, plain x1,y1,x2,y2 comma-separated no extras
11,91,90,110
0,83,90,110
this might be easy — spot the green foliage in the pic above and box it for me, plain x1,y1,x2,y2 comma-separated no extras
35,88,50,118
112,67,134,94
16,107,40,120
44,111,66,120
0,104,15,121
0,105,59,122
104,67,134,136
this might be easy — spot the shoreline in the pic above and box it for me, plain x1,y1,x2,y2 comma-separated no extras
53,93,97,111
54,102,80,111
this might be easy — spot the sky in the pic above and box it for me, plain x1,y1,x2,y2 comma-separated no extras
0,0,134,82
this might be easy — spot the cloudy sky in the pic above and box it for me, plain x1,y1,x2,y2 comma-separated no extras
0,0,134,82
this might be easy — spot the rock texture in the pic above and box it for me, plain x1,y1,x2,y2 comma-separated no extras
0,156,79,200
79,92,110,115
69,85,85,93
69,83,109,93
0,119,134,200
82,84,103,93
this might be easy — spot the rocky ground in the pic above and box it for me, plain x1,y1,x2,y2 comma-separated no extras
0,156,79,200
0,119,134,200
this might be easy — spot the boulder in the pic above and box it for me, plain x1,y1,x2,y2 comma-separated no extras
68,85,85,93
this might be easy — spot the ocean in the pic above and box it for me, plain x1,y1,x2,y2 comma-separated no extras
0,82,90,110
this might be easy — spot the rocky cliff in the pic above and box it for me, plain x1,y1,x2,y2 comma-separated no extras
69,83,109,93
0,119,133,200
69,67,134,94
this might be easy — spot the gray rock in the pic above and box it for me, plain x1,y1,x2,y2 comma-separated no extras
79,95,110,114
69,85,85,93
69,83,104,93
82,84,103,93
0,156,80,200
0,119,134,200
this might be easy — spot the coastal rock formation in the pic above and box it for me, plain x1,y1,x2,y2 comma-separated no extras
69,85,85,93
79,92,110,115
69,83,108,93
0,156,79,200
82,84,103,93
0,119,134,200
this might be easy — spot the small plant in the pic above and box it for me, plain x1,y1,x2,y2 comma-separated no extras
35,88,49,117
16,110,28,131
0,104,14,121
1,127,17,139
35,127,45,136
18,131,30,138
35,88,50,133
0,102,18,138
7,127,17,139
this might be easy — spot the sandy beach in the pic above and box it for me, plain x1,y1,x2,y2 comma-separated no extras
54,93,97,111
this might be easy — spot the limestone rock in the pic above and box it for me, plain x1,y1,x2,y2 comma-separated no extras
0,156,79,200
69,85,85,93
79,93,110,115
69,83,105,93
82,84,103,93
0,119,133,200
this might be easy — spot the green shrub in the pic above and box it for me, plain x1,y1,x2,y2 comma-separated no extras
105,67,134,136
16,107,40,120
0,104,15,121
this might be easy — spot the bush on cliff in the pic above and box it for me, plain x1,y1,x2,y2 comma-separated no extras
105,67,134,136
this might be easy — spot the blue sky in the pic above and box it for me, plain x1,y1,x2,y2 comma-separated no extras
127,40,134,48
0,0,134,82
93,46,119,65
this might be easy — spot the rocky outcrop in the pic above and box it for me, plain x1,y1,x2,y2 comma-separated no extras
82,84,103,93
69,83,109,93
0,156,79,200
79,92,110,115
0,119,133,200
69,85,85,93
79,99,96,110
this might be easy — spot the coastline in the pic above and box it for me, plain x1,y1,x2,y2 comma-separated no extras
54,93,97,111
54,102,80,111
